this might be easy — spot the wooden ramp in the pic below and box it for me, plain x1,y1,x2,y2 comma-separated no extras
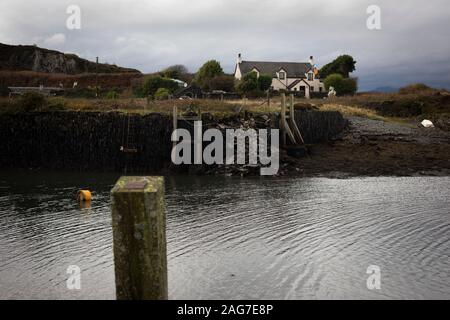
280,93,305,147
172,105,202,147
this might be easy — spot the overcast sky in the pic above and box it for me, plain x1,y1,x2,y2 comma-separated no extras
1,0,449,90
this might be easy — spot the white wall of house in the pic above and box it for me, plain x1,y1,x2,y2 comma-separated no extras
235,65,242,80
234,62,325,93
289,79,310,91
306,78,326,92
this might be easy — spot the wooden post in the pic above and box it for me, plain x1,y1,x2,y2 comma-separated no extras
280,93,287,147
173,105,178,149
111,176,168,300
197,106,202,121
289,94,304,144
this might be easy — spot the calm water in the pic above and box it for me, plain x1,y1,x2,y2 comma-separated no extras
0,171,449,300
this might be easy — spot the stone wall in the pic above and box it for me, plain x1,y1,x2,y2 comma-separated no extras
0,110,347,172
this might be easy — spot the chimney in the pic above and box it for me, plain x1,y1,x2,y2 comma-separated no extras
309,55,315,67
237,53,242,64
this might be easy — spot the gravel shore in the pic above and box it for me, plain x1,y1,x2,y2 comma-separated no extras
280,116,450,177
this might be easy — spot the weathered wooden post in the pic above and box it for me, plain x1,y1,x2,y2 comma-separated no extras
280,93,287,147
111,176,168,300
173,105,178,149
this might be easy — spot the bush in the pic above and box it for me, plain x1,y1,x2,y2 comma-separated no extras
257,74,273,92
209,75,235,92
142,76,179,96
324,74,357,96
106,90,119,99
0,85,10,97
235,72,258,95
19,92,46,112
341,78,358,95
64,87,97,98
45,98,67,111
154,88,171,100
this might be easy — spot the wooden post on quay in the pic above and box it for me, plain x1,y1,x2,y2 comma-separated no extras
173,105,178,149
289,94,305,144
110,176,168,300
280,93,287,147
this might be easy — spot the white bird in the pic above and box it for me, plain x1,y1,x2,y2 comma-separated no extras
421,119,434,128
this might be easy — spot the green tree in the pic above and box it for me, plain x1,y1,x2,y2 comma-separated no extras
235,72,258,95
320,55,356,79
324,73,358,96
142,75,179,97
154,88,171,100
161,65,188,80
194,60,224,91
257,74,273,92
209,75,235,92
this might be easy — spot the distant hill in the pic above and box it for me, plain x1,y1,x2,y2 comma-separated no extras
0,43,141,74
370,86,399,93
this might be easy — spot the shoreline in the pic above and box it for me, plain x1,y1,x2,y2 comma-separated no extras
0,109,449,178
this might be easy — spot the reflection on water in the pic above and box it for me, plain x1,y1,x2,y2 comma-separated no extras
0,171,449,299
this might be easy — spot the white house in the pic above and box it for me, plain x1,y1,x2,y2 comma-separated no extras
234,54,325,96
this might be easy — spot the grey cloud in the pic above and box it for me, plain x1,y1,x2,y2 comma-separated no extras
0,0,449,90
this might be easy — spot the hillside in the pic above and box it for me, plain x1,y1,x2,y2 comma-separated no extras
0,43,141,74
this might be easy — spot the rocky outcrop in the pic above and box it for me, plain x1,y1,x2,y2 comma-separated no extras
0,43,140,74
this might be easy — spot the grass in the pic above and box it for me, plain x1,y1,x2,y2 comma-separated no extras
1,89,449,128
318,103,417,126
318,103,386,121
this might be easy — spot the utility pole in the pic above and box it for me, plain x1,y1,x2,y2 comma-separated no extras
95,56,99,98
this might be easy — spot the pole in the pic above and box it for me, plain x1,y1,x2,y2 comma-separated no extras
95,57,99,98
111,176,168,300
280,93,286,147
173,105,178,149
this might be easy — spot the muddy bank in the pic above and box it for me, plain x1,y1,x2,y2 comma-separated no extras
283,116,450,177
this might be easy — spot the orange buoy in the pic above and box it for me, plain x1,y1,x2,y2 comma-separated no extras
77,190,92,202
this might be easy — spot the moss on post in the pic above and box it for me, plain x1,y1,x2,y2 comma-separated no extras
110,176,167,300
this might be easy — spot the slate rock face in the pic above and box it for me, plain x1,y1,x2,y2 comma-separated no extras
0,43,140,74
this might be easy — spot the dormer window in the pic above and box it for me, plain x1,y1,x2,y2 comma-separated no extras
307,72,314,81
279,71,285,80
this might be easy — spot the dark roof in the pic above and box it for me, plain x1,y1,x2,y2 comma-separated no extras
238,60,312,78
287,79,301,89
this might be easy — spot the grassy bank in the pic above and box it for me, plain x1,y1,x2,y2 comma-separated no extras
1,87,449,130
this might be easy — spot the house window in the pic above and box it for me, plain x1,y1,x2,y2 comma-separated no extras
310,86,314,92
307,73,313,81
300,86,306,91
319,87,323,92
294,88,297,91
279,72,285,80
